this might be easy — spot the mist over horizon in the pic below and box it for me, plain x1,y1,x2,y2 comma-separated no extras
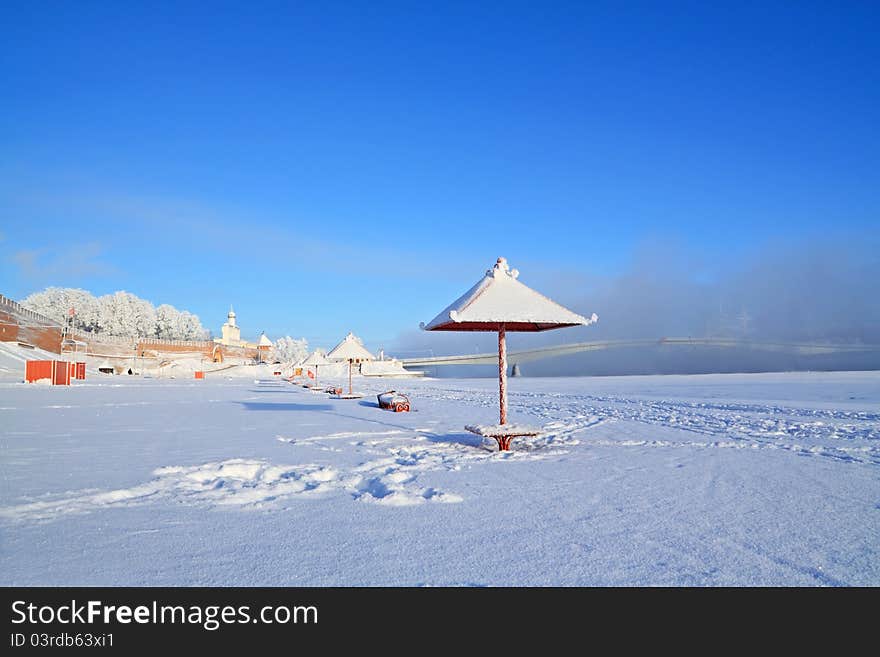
390,237,880,377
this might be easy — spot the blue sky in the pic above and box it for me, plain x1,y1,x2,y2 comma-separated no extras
1,1,878,350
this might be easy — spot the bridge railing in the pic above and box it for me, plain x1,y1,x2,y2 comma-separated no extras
400,337,880,366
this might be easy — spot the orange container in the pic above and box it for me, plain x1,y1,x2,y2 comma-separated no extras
52,361,71,385
25,360,54,383
194,371,205,379
75,362,86,380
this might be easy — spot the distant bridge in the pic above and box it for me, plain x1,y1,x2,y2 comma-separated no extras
399,337,880,368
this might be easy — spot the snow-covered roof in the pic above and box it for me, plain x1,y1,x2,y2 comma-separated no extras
300,349,331,366
258,333,273,347
422,257,598,332
327,332,375,361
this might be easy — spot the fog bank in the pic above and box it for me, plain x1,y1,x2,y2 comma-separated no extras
391,238,880,376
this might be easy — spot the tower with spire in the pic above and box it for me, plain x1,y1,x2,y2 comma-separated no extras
217,304,242,346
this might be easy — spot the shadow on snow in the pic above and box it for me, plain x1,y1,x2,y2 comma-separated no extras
238,402,334,412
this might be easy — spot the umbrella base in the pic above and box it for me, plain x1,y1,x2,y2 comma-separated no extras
465,424,540,451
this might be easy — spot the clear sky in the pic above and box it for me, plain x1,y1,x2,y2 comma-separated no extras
1,1,878,351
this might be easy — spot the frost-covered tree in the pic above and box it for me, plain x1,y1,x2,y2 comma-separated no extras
97,291,156,337
154,305,207,340
154,304,180,340
273,336,309,363
176,310,208,341
21,287,101,333
22,287,207,340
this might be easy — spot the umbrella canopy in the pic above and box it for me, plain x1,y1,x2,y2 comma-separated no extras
300,349,330,386
327,332,374,396
300,349,330,367
327,332,375,362
422,257,597,437
422,257,596,332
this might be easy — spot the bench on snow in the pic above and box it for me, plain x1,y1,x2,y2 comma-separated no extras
464,424,541,451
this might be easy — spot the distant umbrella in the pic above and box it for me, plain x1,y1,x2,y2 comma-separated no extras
327,332,374,397
300,349,330,388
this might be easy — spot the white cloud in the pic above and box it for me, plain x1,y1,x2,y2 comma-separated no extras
9,242,116,284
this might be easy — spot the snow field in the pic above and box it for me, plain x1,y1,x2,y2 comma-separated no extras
1,371,878,585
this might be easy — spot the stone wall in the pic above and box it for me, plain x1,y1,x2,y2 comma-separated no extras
2,294,266,362
0,294,63,353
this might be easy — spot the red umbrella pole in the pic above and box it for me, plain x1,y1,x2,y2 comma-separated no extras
498,324,507,425
348,359,353,395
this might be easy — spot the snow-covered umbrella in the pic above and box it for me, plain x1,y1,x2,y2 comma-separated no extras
327,332,374,398
421,257,597,446
300,349,330,388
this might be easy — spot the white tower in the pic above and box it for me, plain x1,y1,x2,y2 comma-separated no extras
219,305,241,345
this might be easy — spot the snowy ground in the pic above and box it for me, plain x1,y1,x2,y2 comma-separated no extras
1,371,878,586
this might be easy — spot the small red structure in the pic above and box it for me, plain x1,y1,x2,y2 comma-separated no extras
75,362,86,380
25,360,72,385
53,361,71,385
194,371,205,379
25,360,54,383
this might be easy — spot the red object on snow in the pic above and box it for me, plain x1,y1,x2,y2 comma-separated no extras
53,361,71,385
24,360,86,386
378,391,411,412
25,361,71,385
25,360,53,383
